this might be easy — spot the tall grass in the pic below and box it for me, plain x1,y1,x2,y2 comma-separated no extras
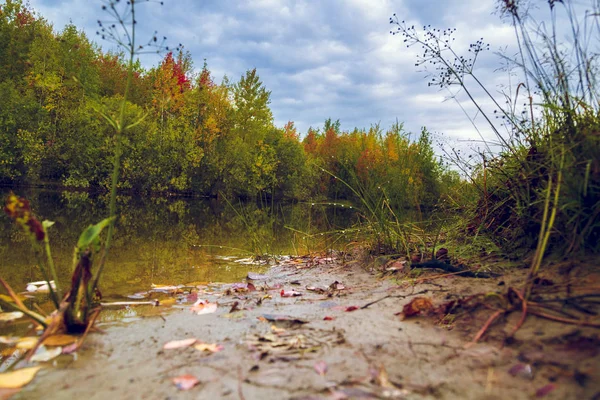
1,0,170,335
390,0,600,268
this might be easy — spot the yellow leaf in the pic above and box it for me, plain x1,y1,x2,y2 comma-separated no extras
193,342,223,353
43,334,78,347
0,295,16,303
0,366,42,389
16,337,39,350
159,298,176,306
0,312,24,322
0,337,19,346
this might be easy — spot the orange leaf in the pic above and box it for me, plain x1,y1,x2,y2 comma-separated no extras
43,334,78,347
193,342,224,353
190,300,217,315
172,374,199,390
398,297,433,319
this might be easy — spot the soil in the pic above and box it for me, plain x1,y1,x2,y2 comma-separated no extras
13,253,600,400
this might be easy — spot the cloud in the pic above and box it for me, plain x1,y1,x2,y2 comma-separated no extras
26,0,585,158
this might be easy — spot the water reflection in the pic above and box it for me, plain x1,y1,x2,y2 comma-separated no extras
0,188,358,299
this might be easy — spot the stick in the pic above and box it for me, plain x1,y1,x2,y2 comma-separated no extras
361,289,429,309
472,310,504,343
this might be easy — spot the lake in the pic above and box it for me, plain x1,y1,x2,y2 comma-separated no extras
0,188,359,301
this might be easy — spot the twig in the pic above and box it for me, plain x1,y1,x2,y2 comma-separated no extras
73,307,102,352
509,289,527,337
527,309,600,327
238,366,246,400
361,289,429,309
100,300,159,307
472,310,504,344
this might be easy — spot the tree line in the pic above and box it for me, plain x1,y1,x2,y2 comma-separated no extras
0,0,457,210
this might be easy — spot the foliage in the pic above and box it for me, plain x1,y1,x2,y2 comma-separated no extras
390,0,600,268
0,0,162,341
0,1,447,210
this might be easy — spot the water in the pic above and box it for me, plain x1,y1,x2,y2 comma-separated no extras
0,188,358,300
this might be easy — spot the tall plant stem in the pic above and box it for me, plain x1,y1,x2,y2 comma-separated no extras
42,225,61,301
91,1,136,292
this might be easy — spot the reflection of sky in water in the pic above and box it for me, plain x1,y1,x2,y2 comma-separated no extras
0,188,359,333
0,188,357,298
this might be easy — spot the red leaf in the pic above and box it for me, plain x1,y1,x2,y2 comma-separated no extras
345,306,359,312
172,374,199,390
314,360,328,376
323,316,335,321
535,384,556,397
280,289,302,297
398,297,433,319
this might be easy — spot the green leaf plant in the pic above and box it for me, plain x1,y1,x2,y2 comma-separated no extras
1,0,173,350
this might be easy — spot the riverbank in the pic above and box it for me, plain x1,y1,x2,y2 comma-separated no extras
13,252,599,400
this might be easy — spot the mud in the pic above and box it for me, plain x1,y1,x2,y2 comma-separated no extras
15,256,600,399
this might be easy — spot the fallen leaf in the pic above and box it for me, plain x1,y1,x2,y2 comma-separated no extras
30,346,62,362
190,300,217,315
261,314,308,324
508,363,533,380
247,273,269,280
435,248,449,260
193,342,224,353
270,325,286,334
62,342,79,354
280,289,302,297
230,283,249,292
323,316,335,321
535,384,556,397
314,360,328,376
150,284,180,292
306,286,327,294
25,281,56,293
0,337,19,345
247,282,257,292
221,312,246,319
229,301,241,313
160,298,177,306
127,292,147,300
0,312,24,322
0,367,42,389
344,306,359,312
163,338,197,350
385,260,407,272
0,388,20,399
16,337,39,350
185,292,198,302
398,297,433,319
172,374,199,390
373,364,395,388
43,334,78,347
329,281,345,290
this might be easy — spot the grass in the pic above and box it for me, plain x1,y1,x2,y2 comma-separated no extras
0,0,168,350
389,0,600,281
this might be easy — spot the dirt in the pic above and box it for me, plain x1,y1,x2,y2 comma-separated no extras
14,254,600,400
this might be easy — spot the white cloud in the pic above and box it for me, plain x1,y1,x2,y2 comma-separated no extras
26,0,590,159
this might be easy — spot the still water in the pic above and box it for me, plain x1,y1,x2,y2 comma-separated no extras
0,188,358,300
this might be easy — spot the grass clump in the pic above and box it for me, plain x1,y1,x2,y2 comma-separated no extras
391,0,600,265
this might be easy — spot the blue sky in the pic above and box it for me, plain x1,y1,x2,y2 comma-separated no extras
26,0,586,155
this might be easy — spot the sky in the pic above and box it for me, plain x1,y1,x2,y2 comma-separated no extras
25,0,588,155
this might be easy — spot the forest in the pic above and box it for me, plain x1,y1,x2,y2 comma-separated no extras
0,0,599,398
0,0,455,212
